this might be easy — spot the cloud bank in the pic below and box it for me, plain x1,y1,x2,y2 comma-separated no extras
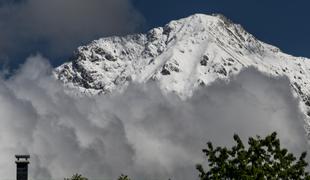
0,55,308,180
0,0,144,65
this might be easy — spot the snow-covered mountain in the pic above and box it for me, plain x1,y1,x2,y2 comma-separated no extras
55,14,310,127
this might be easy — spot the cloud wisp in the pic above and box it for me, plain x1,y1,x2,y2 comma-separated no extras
0,55,308,180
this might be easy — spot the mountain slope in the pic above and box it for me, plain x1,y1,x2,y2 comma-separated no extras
55,14,310,127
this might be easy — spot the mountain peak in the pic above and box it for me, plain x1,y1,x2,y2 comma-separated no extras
54,14,310,125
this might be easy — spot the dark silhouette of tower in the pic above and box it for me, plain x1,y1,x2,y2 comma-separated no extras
15,155,30,180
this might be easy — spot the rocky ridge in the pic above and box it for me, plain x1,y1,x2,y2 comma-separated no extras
55,14,310,129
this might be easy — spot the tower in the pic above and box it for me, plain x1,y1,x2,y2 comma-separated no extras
15,155,30,180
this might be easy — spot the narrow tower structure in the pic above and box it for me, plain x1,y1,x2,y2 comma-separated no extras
15,155,30,180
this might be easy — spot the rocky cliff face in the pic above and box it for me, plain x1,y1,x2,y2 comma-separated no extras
54,14,310,128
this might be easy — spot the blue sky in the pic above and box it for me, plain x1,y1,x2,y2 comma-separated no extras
0,0,309,71
133,0,310,57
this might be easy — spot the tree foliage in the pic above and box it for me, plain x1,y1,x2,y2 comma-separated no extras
118,174,132,180
64,173,132,180
64,132,310,180
64,173,88,180
196,132,310,179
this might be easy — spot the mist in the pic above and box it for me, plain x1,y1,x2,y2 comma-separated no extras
0,54,308,180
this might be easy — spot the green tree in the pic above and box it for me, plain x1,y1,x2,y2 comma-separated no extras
118,174,131,180
64,173,88,180
196,132,310,179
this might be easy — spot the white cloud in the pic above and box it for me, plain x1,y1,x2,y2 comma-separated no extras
0,55,307,180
